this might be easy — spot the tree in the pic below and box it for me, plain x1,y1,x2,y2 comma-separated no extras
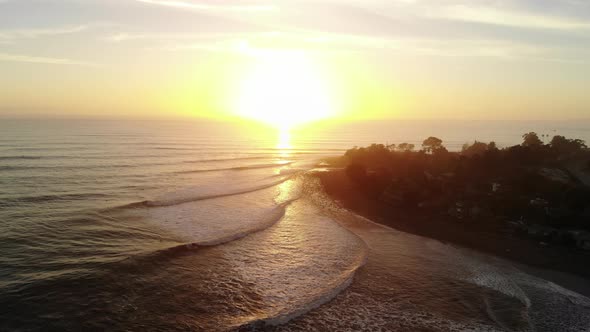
550,135,568,148
550,135,587,154
397,143,415,152
573,139,587,149
344,144,393,168
422,136,443,153
433,145,449,156
462,141,488,157
522,132,543,147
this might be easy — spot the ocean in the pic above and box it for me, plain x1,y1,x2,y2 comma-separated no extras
1,118,589,331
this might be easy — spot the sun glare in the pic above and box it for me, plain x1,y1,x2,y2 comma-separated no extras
277,128,291,150
235,52,334,130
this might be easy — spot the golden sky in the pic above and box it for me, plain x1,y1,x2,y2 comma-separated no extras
1,0,590,125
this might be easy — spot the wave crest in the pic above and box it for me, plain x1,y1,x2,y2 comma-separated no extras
118,177,293,209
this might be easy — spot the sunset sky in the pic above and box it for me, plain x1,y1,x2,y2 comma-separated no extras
1,0,589,123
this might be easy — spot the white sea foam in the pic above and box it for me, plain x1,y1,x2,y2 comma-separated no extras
120,185,290,245
140,175,292,207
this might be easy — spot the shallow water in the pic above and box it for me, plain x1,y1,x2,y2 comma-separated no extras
1,119,589,331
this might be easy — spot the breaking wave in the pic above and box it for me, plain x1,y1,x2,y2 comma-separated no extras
174,161,294,174
117,176,293,209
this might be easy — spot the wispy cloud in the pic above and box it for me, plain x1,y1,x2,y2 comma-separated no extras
105,32,252,42
426,4,590,30
135,0,277,12
153,29,588,64
0,25,90,42
0,52,97,66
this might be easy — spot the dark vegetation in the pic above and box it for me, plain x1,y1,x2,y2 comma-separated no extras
331,132,590,252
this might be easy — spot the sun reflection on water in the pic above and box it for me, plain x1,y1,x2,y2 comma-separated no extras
275,178,301,204
277,128,292,157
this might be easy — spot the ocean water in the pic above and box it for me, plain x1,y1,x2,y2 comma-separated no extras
1,118,589,331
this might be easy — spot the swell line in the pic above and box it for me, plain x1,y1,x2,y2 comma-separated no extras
182,156,271,164
115,176,293,209
174,161,293,174
0,156,42,160
119,198,298,266
0,193,110,207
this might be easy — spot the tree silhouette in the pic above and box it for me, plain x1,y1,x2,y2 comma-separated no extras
550,135,587,154
462,141,488,156
522,132,543,147
422,136,443,153
397,143,415,152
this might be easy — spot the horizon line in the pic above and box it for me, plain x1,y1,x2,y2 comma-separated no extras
1,114,590,123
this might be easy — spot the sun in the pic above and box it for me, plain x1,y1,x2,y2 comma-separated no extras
235,52,334,130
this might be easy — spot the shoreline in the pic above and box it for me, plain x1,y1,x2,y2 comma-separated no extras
317,169,590,297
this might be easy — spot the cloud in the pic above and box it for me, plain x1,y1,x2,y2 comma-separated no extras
105,32,251,42
152,29,588,64
0,25,89,42
134,0,277,12
426,4,590,30
101,0,590,64
106,32,190,42
0,52,97,66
